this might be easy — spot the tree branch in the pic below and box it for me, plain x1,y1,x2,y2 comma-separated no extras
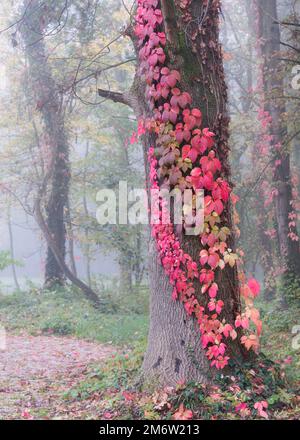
73,58,136,89
33,130,101,308
98,88,132,107
34,196,102,307
280,41,300,53
276,21,300,27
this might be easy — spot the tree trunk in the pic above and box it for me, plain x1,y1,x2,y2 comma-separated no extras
34,199,102,307
244,0,277,301
294,136,300,197
257,0,300,282
98,0,252,385
133,228,145,287
133,0,247,385
7,206,20,291
82,141,92,287
119,253,133,295
257,206,278,301
20,0,70,288
66,200,77,277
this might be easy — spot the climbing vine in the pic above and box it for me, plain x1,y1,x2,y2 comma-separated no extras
135,0,262,370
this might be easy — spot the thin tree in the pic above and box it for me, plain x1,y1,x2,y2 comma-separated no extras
20,0,69,288
7,204,21,291
20,0,101,306
256,0,300,288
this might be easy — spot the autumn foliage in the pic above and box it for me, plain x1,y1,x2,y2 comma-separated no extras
134,0,262,369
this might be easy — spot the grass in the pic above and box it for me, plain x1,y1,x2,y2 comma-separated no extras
59,302,300,420
0,285,299,382
0,284,149,346
0,283,299,419
61,325,300,420
62,342,145,403
257,298,300,385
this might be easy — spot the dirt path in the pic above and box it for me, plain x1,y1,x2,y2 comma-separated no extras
0,334,116,420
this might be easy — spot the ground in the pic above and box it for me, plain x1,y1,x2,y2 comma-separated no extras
0,333,116,419
0,287,299,420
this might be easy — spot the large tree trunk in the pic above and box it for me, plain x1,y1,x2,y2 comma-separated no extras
98,0,252,385
20,0,70,288
134,0,247,385
257,0,300,281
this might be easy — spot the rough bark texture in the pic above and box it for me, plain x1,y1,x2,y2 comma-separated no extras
145,239,211,385
114,79,213,383
257,0,300,279
21,0,70,288
135,0,246,385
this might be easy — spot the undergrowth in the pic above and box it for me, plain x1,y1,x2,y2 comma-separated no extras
0,284,149,346
0,283,299,420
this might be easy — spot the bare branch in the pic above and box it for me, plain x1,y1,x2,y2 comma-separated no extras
72,58,136,89
280,41,300,53
34,196,102,307
30,105,101,307
98,88,132,107
276,21,300,27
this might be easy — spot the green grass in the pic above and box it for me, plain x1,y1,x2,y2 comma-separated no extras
258,299,300,385
62,310,300,420
0,285,149,346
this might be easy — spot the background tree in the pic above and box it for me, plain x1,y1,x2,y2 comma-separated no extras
256,0,300,300
20,0,71,288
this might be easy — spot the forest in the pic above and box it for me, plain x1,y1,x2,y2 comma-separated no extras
0,0,299,423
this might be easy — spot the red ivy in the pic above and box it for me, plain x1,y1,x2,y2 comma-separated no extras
135,0,262,370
